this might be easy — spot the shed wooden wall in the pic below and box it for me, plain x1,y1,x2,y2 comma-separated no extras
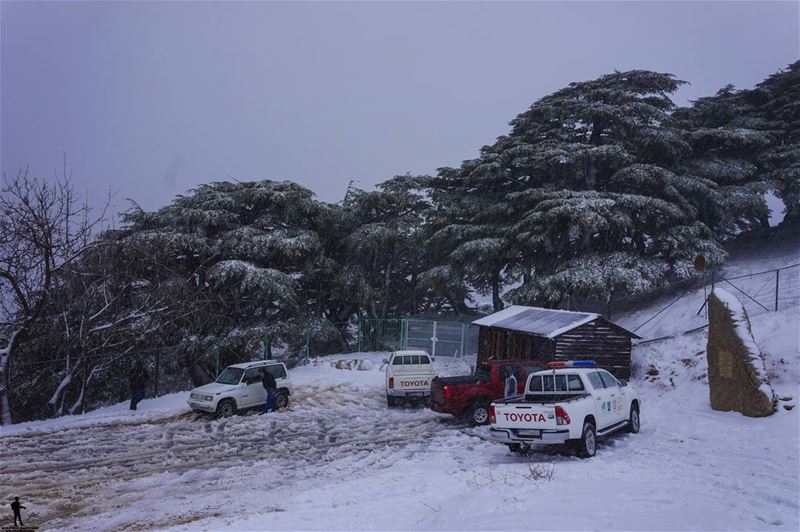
553,319,632,378
477,327,555,364
477,318,633,378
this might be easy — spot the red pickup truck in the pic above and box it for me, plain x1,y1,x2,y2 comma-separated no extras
430,359,547,425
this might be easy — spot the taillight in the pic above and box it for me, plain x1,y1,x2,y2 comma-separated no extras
489,404,496,424
443,385,450,400
555,405,570,425
389,377,394,389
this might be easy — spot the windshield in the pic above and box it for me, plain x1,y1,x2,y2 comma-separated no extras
215,367,244,385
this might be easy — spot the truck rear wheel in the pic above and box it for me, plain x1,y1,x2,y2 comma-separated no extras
574,422,597,458
466,399,490,425
627,404,640,433
387,395,397,408
275,392,289,410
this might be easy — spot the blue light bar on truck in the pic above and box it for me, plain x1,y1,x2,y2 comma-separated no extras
546,360,597,368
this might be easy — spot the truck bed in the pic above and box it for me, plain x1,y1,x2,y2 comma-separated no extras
432,375,488,386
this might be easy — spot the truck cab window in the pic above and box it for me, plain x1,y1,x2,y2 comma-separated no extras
567,375,585,391
265,364,286,379
524,364,543,376
599,371,618,388
243,367,262,384
587,372,605,390
529,375,543,392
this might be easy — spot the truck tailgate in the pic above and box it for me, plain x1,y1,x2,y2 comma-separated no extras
393,373,432,392
494,403,558,430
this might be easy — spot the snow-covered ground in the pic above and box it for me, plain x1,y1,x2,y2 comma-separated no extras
1,238,798,531
1,330,798,531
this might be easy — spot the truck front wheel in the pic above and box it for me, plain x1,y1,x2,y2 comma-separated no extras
466,399,490,425
216,399,237,418
573,422,597,458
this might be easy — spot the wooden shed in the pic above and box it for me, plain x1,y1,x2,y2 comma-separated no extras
472,305,640,379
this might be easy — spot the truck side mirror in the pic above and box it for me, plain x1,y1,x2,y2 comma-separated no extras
619,379,628,387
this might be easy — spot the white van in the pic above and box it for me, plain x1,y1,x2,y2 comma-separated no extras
385,350,436,407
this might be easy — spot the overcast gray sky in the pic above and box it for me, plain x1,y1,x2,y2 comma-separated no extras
2,1,798,218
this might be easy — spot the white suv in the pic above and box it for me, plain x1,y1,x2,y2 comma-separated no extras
188,360,293,417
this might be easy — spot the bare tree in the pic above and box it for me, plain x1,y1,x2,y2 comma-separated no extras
0,164,107,424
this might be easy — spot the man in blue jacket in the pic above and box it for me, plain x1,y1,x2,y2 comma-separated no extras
259,367,277,415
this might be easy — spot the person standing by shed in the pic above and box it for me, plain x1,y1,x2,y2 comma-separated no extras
504,367,517,398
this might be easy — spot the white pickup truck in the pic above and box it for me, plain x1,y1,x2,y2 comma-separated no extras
385,350,436,407
489,361,639,458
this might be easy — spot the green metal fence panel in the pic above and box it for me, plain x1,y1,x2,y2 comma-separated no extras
403,319,479,357
304,317,479,360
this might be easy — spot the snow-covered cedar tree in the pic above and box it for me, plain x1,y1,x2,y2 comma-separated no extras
340,176,440,318
425,70,727,308
753,62,800,223
673,61,800,226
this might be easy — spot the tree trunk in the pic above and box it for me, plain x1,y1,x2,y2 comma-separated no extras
0,329,22,425
49,371,74,417
585,121,604,190
585,160,599,190
381,244,396,318
492,269,504,312
0,354,12,425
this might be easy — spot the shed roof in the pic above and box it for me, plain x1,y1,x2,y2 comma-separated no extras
472,305,601,338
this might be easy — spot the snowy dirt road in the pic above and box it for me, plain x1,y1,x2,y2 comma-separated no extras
1,351,798,531
0,378,477,530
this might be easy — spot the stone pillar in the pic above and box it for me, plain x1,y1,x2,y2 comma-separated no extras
707,288,776,417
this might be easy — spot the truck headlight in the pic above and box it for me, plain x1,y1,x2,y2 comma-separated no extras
190,393,213,402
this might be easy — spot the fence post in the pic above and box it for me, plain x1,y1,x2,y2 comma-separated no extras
357,316,363,353
81,362,88,414
305,329,311,363
460,323,466,358
154,350,160,397
215,339,221,378
431,321,438,358
775,269,780,311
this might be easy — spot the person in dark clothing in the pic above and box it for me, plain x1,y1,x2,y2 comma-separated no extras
11,497,25,527
504,366,518,399
259,367,277,415
129,364,149,411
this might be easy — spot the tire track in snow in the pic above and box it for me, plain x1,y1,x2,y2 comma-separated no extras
0,382,469,530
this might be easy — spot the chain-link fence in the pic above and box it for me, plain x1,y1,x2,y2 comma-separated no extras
305,317,479,361
618,263,800,343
